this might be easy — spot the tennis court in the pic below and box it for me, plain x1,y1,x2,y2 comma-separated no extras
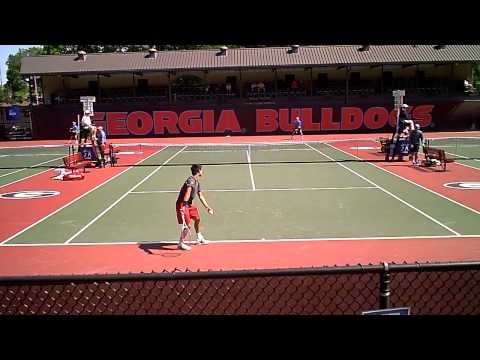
1,135,479,250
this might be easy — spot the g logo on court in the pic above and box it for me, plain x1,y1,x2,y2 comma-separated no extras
444,182,480,190
0,190,60,199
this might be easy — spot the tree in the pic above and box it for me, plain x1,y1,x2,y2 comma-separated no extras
5,47,43,103
474,64,480,90
0,85,8,103
42,45,66,55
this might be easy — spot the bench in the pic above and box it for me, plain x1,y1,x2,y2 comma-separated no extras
103,143,119,166
378,138,390,153
423,146,454,171
62,152,94,173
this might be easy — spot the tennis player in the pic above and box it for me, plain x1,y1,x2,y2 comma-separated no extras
176,164,214,250
291,116,304,141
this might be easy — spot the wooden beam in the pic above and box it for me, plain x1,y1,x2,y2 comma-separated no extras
168,72,172,103
345,67,350,104
132,73,136,97
274,68,278,96
40,76,45,105
310,67,313,96
238,69,243,99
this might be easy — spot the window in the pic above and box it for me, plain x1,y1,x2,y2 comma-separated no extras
382,71,393,87
349,72,360,82
88,81,98,96
317,73,328,87
285,74,295,84
137,79,149,92
416,71,425,87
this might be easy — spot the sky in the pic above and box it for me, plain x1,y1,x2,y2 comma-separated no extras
0,45,41,86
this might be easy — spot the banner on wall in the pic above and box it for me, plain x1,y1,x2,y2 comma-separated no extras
89,105,435,136
30,100,477,139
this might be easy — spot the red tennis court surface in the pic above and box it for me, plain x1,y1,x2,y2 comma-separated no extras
1,131,479,276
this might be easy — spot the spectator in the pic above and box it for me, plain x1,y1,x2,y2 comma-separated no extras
226,82,232,93
409,123,424,166
251,82,257,92
464,79,475,94
291,79,299,91
257,81,265,92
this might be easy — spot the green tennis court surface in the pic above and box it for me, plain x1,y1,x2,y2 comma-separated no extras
2,138,480,245
0,145,67,186
428,137,480,169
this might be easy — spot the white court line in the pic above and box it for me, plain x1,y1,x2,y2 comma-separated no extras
0,153,66,157
305,143,461,236
0,148,168,246
444,150,480,163
437,145,480,148
183,148,312,153
0,156,65,186
246,145,256,191
4,234,480,247
130,186,378,194
329,141,480,217
445,158,480,171
64,146,187,244
0,144,68,150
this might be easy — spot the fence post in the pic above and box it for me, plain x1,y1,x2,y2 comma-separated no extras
379,262,391,309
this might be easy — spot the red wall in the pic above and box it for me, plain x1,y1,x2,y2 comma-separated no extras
30,100,479,139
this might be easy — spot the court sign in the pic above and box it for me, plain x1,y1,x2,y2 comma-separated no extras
7,106,20,121
362,307,410,315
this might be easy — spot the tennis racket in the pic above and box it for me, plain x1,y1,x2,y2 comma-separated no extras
180,211,193,244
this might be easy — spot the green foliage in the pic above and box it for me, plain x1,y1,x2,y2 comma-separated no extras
41,45,66,55
0,85,8,103
5,47,43,103
474,64,480,90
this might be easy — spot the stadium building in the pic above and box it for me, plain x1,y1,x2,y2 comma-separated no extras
20,45,480,139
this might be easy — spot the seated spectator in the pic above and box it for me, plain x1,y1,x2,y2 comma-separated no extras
226,82,232,93
464,79,475,94
291,79,299,90
251,82,257,92
257,81,265,92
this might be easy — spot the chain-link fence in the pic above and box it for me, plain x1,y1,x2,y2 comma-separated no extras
1,261,479,315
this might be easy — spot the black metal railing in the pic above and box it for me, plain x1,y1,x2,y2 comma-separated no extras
1,261,479,315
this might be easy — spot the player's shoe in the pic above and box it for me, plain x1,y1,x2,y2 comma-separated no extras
197,234,210,244
178,242,192,251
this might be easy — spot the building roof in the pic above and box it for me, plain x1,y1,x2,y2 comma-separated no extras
20,45,480,76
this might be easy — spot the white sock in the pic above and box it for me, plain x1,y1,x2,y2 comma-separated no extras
197,232,204,239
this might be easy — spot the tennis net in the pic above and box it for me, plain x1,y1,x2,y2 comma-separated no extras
110,139,381,166
109,136,480,166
